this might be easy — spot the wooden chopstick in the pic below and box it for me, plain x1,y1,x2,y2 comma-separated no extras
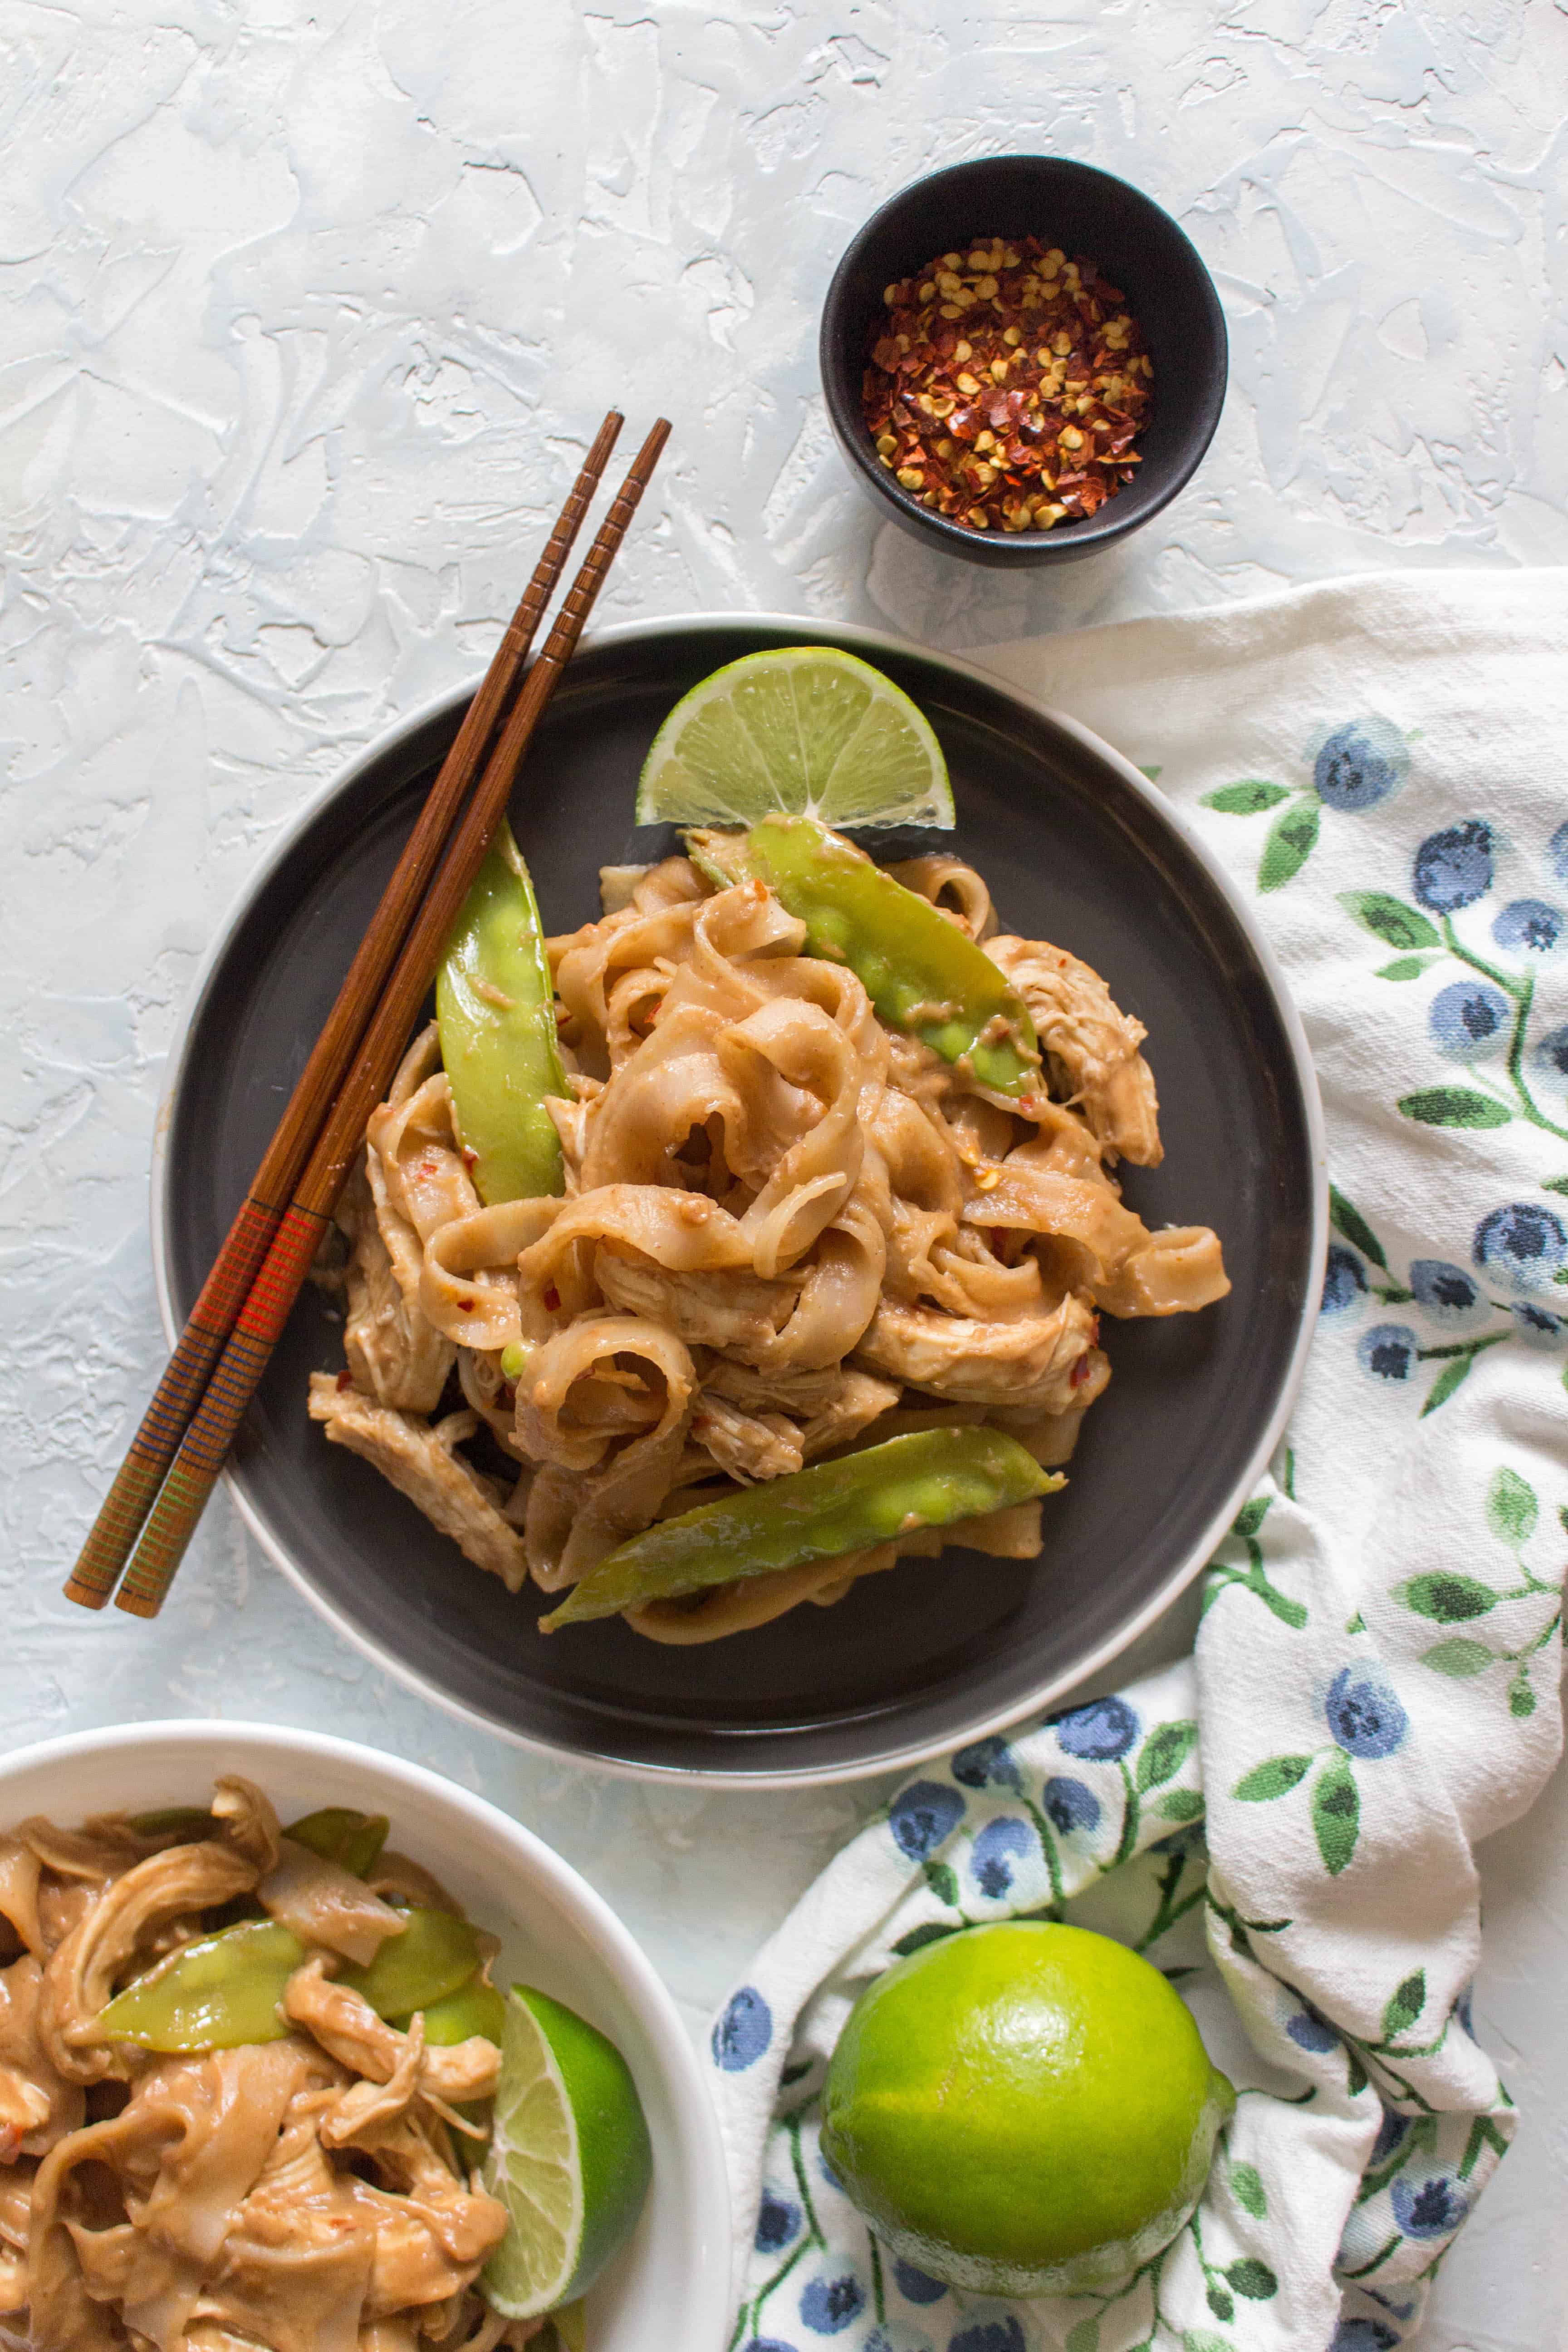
63,412,627,1614
112,417,671,1620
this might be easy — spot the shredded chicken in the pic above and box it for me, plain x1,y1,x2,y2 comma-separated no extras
308,1379,530,1594
313,844,1227,1642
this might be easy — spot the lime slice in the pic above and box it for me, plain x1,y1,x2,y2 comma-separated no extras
636,647,954,830
481,1984,652,2321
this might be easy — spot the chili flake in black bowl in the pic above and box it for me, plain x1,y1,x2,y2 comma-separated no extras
865,236,1151,534
819,155,1227,569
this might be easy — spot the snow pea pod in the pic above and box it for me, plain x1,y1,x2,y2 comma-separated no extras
128,1807,216,1841
437,817,568,1205
97,1907,484,2052
540,1427,1060,1630
284,1806,390,1879
733,815,1040,1097
393,1975,506,2048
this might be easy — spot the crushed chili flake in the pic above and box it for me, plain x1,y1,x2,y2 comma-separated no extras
864,235,1153,532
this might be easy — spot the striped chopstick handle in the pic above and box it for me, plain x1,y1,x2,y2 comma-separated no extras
113,1204,330,1617
63,1195,284,1607
63,415,626,1614
114,417,673,1620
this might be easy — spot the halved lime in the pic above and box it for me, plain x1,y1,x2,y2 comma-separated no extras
636,647,954,829
481,1984,652,2321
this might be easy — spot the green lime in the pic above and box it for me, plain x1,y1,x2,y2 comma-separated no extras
635,647,954,830
821,1921,1235,2297
481,1984,652,2320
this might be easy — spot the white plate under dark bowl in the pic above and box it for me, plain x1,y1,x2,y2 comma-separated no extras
155,616,1324,1785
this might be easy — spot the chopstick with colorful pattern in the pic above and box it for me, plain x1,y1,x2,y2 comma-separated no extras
112,418,671,1620
64,412,626,1611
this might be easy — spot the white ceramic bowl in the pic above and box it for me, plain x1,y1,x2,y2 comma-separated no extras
0,1720,731,2352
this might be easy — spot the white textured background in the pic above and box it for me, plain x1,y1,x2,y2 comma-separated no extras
3,2,1565,2343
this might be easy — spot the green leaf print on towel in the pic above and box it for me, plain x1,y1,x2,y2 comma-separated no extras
1202,1494,1308,1627
1395,1471,1563,1720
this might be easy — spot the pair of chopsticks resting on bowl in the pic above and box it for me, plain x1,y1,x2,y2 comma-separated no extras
66,410,671,1621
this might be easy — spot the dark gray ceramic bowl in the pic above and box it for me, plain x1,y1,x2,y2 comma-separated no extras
154,616,1322,1784
820,156,1228,568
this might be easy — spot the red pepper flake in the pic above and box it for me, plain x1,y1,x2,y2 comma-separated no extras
543,1285,560,1312
457,1296,474,1314
336,1368,354,1391
865,235,1153,532
1071,1351,1095,1387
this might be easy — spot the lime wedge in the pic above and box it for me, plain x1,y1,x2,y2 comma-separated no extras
481,1984,652,2321
636,646,954,830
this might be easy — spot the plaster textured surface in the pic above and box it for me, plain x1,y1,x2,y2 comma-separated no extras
2,2,1565,2342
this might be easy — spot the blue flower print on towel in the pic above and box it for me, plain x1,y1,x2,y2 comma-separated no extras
1043,1775,1101,1835
1200,714,1408,890
1323,1244,1369,1314
1285,2002,1340,2054
755,2191,800,2253
888,1782,965,1860
1357,1325,1416,1382
1473,1202,1566,1292
1512,1302,1568,1351
1407,1259,1485,1324
892,2259,947,2305
951,1735,1021,1791
1330,2323,1399,2352
1428,980,1510,1060
800,2273,864,2333
713,1986,773,2072
1413,820,1494,913
1534,1023,1568,1094
1390,2173,1469,2239
1313,718,1407,812
1325,1666,1408,1759
1051,1694,1140,1760
1492,898,1563,956
1369,2106,1408,2165
949,2324,1026,2352
970,1817,1033,1898
740,2338,798,2352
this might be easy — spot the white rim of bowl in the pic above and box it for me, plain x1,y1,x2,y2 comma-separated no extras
151,612,1328,1789
0,1716,734,2342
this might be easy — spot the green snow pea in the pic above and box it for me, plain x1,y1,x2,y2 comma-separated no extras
284,1806,390,1879
392,1975,506,2048
437,817,568,1205
98,1918,305,2050
129,1807,217,1841
712,814,1041,1097
96,1908,485,2053
337,1910,486,2016
540,1427,1061,1630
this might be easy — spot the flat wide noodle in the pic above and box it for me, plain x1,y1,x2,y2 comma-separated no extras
313,846,1228,1643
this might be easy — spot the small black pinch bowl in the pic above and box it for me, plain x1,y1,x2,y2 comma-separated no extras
155,616,1321,1785
819,154,1228,568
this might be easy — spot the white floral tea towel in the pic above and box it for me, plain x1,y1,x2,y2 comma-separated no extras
707,570,1568,2352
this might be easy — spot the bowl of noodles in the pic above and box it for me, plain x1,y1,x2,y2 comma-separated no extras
155,616,1324,1782
0,1717,730,2352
